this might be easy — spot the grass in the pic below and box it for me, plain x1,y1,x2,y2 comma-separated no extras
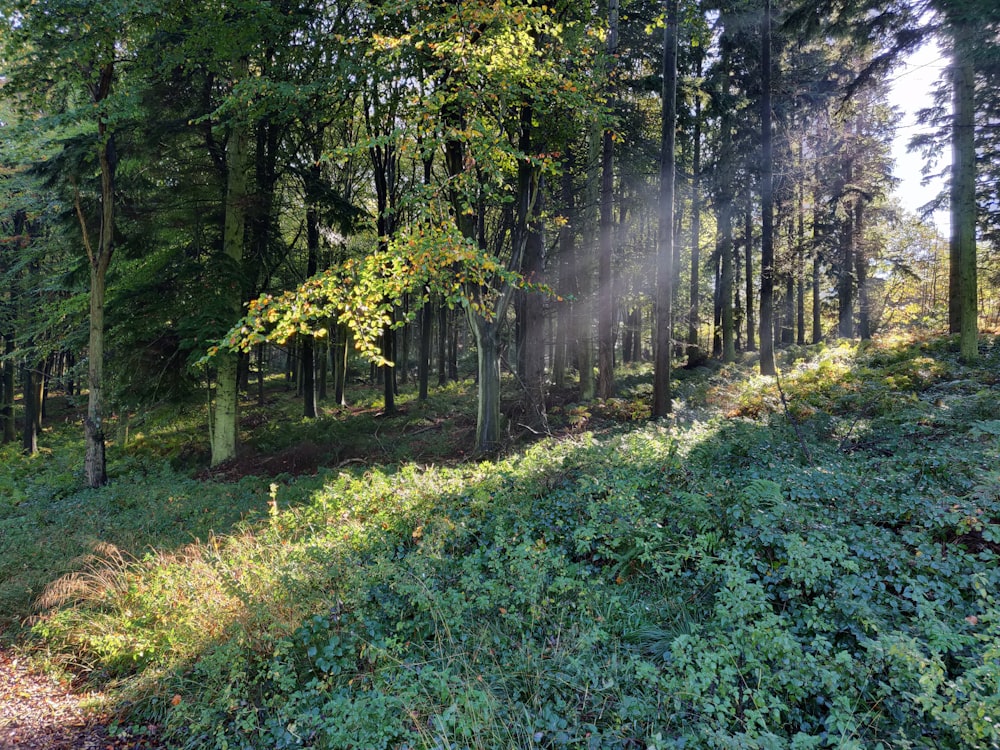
3,334,1000,748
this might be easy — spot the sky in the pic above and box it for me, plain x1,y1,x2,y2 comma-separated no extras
887,40,950,235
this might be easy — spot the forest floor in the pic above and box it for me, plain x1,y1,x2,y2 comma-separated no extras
0,648,162,749
2,333,999,749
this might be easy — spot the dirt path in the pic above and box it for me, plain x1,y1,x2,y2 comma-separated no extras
0,649,165,750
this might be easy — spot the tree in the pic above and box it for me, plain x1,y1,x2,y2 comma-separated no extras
653,0,679,417
0,0,151,484
789,0,1000,362
598,0,620,401
758,0,776,376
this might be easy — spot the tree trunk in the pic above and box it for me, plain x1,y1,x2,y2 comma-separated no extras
720,201,736,363
317,338,328,401
653,0,678,417
744,192,756,351
687,49,704,367
437,303,448,386
210,58,251,467
418,303,432,401
334,323,349,406
857,199,872,340
22,361,37,456
2,333,14,443
553,156,575,389
796,143,806,345
951,37,978,362
837,159,855,339
514,103,547,430
712,250,723,358
597,0,619,401
418,158,434,401
577,130,599,402
303,139,322,418
812,174,823,344
758,0,776,376
520,187,547,430
81,107,116,484
470,316,502,452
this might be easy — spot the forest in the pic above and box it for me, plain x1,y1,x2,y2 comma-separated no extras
1,0,1000,747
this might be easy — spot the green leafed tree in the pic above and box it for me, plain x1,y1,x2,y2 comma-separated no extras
0,0,153,484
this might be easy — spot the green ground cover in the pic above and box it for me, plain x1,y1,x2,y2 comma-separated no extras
3,335,999,748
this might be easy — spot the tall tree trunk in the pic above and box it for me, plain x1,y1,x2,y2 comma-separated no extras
744,190,756,351
382,322,395,415
796,141,806,345
598,0,619,400
74,62,118,485
577,131,599,401
720,202,736,362
2,333,14,443
812,253,822,343
653,0,678,417
758,0,776,376
552,163,573,388
436,304,447,385
470,317,502,452
302,137,323,419
811,173,824,343
418,303,432,401
399,298,410,385
712,250,723,358
334,323,349,406
317,339,328,401
734,239,744,352
210,58,251,467
22,361,37,456
857,199,872,340
443,101,513,450
687,50,704,367
418,159,434,401
783,272,795,345
520,178,547,430
837,159,855,339
76,106,115,482
951,36,978,362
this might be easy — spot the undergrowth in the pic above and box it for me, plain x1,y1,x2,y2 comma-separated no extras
6,335,1000,748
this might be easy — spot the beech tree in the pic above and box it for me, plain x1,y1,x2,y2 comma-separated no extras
0,0,152,484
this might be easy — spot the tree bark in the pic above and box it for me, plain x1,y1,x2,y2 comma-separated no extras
687,49,704,367
744,190,756,351
552,162,574,388
720,201,736,363
302,136,323,418
210,57,251,467
470,317,502,452
334,323,349,406
22,361,37,456
437,304,448,386
837,159,855,339
577,131,599,402
2,333,14,444
857,199,872,340
812,172,824,343
597,0,619,400
653,0,678,417
758,0,776,376
80,91,116,483
951,37,978,362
